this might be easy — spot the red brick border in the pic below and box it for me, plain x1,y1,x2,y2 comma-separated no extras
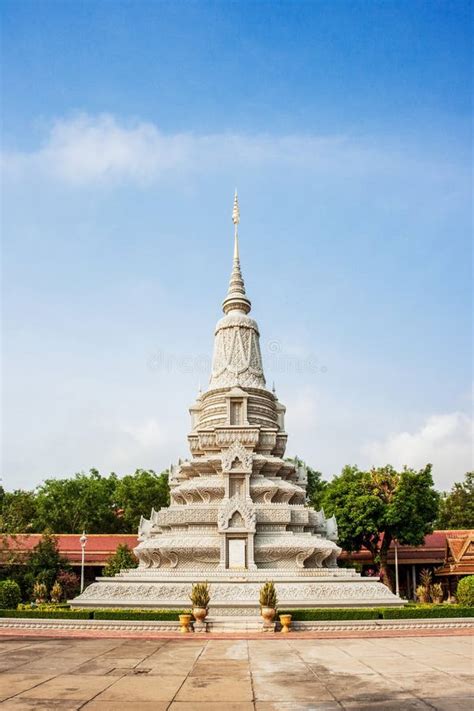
0,627,472,641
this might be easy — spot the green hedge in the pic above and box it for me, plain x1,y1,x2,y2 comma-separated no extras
0,605,471,623
92,609,190,621
0,609,93,619
381,605,474,619
278,605,474,621
279,608,381,621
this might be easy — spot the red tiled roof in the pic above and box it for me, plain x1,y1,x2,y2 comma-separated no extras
1,530,472,567
1,534,138,566
340,530,472,565
437,532,474,576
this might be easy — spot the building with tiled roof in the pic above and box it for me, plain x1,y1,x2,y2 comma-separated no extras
2,530,472,599
436,531,474,578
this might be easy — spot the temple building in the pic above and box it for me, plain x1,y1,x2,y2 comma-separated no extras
72,194,401,613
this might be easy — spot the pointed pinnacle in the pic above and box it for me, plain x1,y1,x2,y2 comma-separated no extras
232,189,240,225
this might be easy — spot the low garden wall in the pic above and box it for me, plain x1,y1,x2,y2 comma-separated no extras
0,605,472,621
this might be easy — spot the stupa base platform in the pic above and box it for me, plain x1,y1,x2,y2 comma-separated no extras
71,568,403,613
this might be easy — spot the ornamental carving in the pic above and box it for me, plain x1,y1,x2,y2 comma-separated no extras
76,580,397,604
209,316,266,390
218,496,256,532
221,441,253,472
69,205,402,614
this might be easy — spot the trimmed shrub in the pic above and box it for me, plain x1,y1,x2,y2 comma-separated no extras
50,581,63,603
381,605,474,619
456,576,474,607
32,581,48,604
0,609,92,619
92,609,189,621
0,580,21,610
279,608,381,621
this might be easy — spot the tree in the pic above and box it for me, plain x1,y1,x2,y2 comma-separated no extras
322,464,439,590
436,472,474,529
0,489,38,533
306,467,327,510
103,544,138,577
114,469,170,532
35,469,121,533
24,533,70,594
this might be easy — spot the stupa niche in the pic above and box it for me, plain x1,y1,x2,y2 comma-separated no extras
72,193,402,613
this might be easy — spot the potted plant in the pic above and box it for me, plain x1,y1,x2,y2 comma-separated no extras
259,581,277,625
190,582,210,623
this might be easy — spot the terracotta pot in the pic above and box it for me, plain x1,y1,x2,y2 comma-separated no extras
193,607,208,623
261,607,276,625
279,614,292,633
179,614,192,633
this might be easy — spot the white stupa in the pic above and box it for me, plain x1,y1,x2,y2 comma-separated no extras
73,193,401,614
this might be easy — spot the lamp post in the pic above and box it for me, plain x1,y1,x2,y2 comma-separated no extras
394,539,400,597
79,531,88,593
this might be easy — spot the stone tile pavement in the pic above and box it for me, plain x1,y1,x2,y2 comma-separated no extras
0,634,471,710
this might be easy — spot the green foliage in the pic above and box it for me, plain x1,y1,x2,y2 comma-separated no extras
437,472,474,529
93,609,188,620
0,489,38,533
279,608,380,620
322,464,439,589
190,582,211,608
25,533,70,595
259,581,278,609
102,544,138,577
382,605,474,618
306,467,327,510
456,576,474,606
35,470,121,534
0,609,92,619
280,605,474,621
114,470,170,531
0,580,21,609
0,468,171,535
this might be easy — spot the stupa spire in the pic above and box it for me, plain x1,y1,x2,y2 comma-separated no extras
222,190,251,315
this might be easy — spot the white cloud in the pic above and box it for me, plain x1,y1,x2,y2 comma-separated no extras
2,112,450,187
361,412,473,489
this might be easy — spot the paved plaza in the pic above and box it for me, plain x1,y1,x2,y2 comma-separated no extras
0,634,472,710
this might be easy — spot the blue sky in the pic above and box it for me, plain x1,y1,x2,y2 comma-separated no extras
2,0,472,491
